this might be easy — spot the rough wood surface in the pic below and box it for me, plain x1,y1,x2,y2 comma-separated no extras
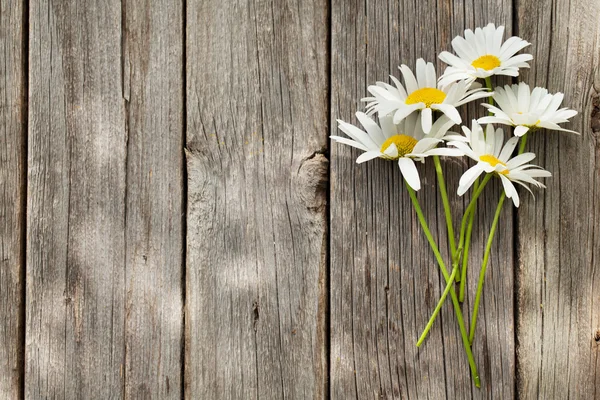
122,1,184,398
330,1,515,398
0,0,25,397
26,1,127,397
515,0,600,398
3,0,598,397
185,0,329,398
25,1,184,398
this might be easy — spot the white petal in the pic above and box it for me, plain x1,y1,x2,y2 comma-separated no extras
506,152,536,169
416,59,428,88
412,137,442,153
421,147,463,157
421,108,433,133
426,62,437,87
330,136,370,151
399,64,419,93
383,143,399,158
452,36,478,61
458,165,484,196
514,125,529,137
356,151,383,163
431,103,462,124
393,103,423,124
337,121,379,150
398,158,421,191
499,174,520,207
356,112,386,145
499,136,520,162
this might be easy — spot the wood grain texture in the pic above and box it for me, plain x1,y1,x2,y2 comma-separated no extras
0,0,25,397
26,1,127,398
185,0,328,398
26,1,185,398
515,0,600,398
330,1,515,398
122,0,184,398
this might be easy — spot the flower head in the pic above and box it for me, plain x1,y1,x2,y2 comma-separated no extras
332,112,462,190
478,82,579,136
447,120,551,207
362,58,491,134
438,23,532,86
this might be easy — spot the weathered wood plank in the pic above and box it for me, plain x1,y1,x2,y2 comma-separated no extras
515,0,600,397
26,1,127,398
185,0,329,398
122,1,184,398
26,1,185,398
0,0,25,397
330,1,515,398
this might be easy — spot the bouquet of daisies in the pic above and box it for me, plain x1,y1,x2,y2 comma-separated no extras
332,23,578,387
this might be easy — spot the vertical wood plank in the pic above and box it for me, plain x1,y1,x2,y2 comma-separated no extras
185,0,329,398
26,1,185,398
515,0,600,397
330,1,515,398
0,0,25,397
26,1,127,398
122,0,184,398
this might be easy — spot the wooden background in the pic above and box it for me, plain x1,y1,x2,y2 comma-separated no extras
1,0,598,398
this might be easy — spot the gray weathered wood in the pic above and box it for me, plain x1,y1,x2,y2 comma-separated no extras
122,1,184,398
26,1,184,398
26,1,126,398
0,0,25,397
185,0,329,398
26,1,127,397
515,0,600,397
330,1,515,398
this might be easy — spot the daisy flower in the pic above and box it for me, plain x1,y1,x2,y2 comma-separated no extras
447,120,551,207
331,112,462,191
478,82,579,136
438,23,533,86
362,58,491,134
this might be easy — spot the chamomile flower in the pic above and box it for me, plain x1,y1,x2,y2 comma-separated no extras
362,58,491,134
438,23,532,86
331,112,462,191
478,82,579,136
447,120,551,207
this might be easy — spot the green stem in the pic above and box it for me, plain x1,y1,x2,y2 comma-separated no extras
484,77,494,107
404,181,480,388
433,155,457,265
455,174,493,264
518,133,528,154
417,266,459,346
469,192,506,344
458,78,493,293
468,135,528,345
459,177,479,301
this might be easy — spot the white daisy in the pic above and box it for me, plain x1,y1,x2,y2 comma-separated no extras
478,82,579,136
438,23,533,86
447,120,551,207
331,112,462,191
362,58,491,134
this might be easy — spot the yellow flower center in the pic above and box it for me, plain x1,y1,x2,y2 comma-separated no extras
479,154,506,167
380,134,418,159
405,88,446,107
471,55,501,70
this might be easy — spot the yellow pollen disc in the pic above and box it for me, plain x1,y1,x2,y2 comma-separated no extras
405,88,446,107
500,170,510,175
471,55,501,71
380,134,418,159
479,154,506,167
